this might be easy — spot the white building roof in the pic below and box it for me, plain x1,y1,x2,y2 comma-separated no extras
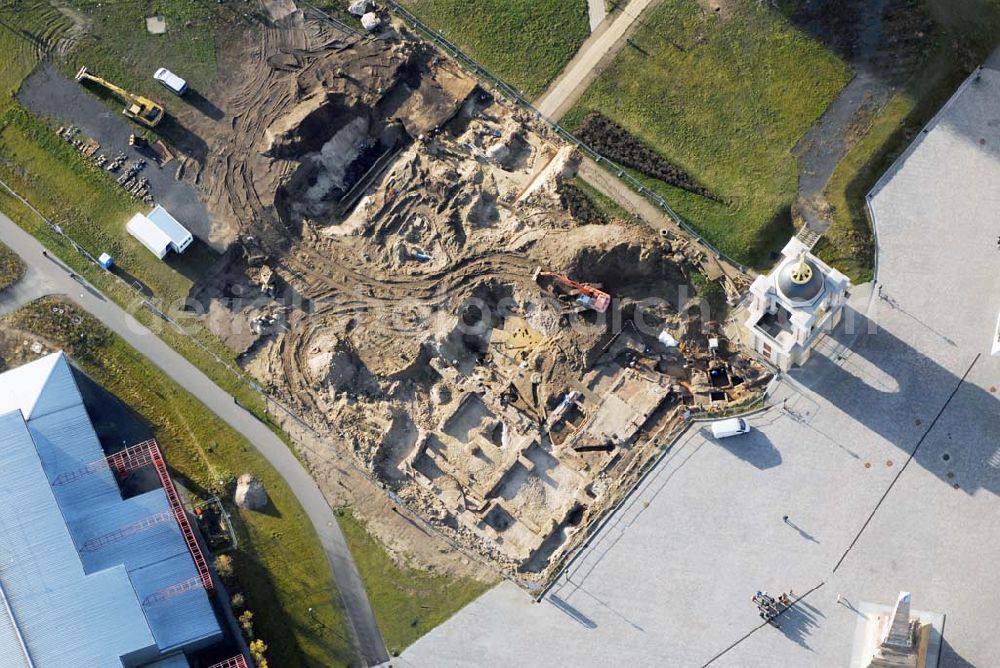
126,206,193,259
146,206,192,251
127,213,171,259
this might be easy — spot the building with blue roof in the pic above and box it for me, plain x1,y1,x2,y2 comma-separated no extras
0,352,222,667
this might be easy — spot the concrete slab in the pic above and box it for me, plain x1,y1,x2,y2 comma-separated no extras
588,0,607,32
145,15,167,35
849,602,944,668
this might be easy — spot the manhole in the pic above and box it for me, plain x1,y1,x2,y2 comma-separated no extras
991,386,997,393
953,483,961,489
864,462,872,469
886,460,893,467
947,472,954,478
942,453,950,461
915,419,922,426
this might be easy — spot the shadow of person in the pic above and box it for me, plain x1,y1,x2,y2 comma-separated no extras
775,603,821,650
784,518,820,544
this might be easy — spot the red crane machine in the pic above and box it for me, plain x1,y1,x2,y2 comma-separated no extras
533,267,611,313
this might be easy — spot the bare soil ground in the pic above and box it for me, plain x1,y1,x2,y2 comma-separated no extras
53,5,767,582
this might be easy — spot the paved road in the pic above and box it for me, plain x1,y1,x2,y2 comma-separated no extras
0,212,389,666
534,0,658,119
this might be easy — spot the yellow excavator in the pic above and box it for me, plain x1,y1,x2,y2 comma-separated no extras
75,66,165,128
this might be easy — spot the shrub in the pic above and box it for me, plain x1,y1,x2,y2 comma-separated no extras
575,111,723,202
557,181,606,224
250,638,269,667
213,553,234,579
239,610,255,638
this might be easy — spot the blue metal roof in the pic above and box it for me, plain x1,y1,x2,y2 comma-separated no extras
0,354,222,666
132,553,221,653
0,411,156,668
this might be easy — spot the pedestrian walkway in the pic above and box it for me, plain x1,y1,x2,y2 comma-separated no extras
534,0,659,119
0,262,55,316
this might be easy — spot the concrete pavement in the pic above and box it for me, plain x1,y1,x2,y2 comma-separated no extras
0,262,55,316
0,212,389,666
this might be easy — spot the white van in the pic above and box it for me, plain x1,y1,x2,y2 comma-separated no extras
153,68,187,96
711,417,750,439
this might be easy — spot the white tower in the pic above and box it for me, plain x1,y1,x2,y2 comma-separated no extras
743,237,850,371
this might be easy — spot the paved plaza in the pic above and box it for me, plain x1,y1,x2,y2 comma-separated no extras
398,65,1000,667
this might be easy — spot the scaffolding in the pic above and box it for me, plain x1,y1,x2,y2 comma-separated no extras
147,441,214,594
207,656,248,668
51,439,156,486
52,438,214,595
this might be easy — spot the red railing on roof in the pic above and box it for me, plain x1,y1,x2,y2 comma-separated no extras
146,439,215,594
52,437,215,596
79,510,173,552
207,656,248,668
51,439,155,486
141,576,203,606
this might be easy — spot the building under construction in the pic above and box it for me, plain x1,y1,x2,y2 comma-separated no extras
0,353,230,667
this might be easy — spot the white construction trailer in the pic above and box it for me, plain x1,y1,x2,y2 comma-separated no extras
126,205,193,259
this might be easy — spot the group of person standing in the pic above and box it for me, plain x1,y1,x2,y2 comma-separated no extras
752,590,793,626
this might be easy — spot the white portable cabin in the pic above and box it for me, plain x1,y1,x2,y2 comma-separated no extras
126,205,193,259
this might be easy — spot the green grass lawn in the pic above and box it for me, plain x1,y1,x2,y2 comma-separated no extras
3,296,353,667
401,0,590,98
57,0,217,99
0,2,70,105
815,0,1000,283
0,0,56,102
336,507,493,655
563,0,851,267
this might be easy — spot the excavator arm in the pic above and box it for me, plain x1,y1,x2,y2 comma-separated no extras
75,67,165,128
533,268,611,313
